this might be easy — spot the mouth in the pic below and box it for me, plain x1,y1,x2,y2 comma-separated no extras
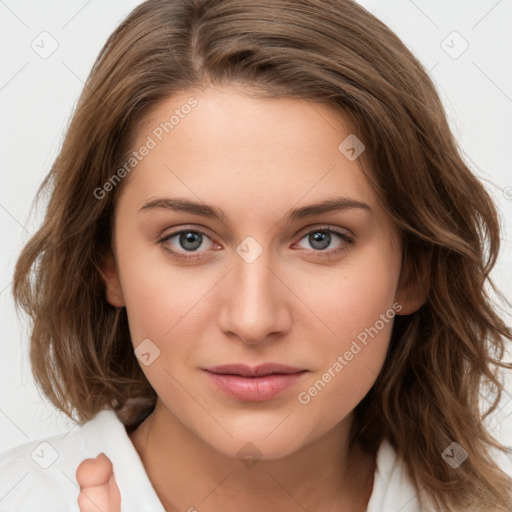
203,363,307,377
202,363,309,401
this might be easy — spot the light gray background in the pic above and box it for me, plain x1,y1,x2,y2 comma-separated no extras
1,0,511,453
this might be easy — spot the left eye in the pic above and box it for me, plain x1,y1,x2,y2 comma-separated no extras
160,230,214,255
295,228,353,253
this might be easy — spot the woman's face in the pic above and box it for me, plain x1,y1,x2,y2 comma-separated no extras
103,84,421,459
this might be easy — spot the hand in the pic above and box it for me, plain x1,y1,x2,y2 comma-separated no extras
76,452,121,512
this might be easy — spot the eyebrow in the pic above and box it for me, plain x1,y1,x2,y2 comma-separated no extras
139,196,372,223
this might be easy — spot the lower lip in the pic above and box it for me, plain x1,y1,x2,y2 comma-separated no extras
204,370,308,401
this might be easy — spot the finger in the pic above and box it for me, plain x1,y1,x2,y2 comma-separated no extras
107,472,122,510
78,482,112,512
76,453,121,512
77,473,121,512
76,453,113,488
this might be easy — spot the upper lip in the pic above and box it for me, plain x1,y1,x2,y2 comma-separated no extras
204,363,307,377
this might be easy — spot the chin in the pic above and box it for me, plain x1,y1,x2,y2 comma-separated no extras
206,429,307,462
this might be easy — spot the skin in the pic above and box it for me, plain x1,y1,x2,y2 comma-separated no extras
76,453,120,512
76,84,425,511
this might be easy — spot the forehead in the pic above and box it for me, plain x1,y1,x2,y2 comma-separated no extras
138,85,348,147
120,85,380,216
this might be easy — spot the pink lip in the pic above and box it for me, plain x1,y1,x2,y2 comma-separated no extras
203,364,308,401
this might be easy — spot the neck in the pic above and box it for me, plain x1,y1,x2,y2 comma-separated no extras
129,400,375,512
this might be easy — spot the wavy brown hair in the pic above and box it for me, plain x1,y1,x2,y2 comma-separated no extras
12,0,512,510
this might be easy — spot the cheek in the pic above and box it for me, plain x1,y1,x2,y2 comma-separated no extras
116,239,209,343
309,248,401,344
294,242,400,407
295,290,396,433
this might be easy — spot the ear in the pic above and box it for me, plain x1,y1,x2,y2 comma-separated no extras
394,247,430,316
99,249,125,308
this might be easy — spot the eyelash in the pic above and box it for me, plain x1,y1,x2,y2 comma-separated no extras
158,226,355,261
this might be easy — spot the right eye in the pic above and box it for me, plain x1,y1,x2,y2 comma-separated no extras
158,228,219,260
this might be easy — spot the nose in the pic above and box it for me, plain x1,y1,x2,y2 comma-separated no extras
217,247,292,345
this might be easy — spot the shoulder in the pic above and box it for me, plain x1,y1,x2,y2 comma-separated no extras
0,409,125,512
368,432,512,512
366,438,435,512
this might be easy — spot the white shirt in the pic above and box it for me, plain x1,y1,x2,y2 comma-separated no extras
0,408,508,511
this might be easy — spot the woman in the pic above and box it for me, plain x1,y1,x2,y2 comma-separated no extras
2,1,511,510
